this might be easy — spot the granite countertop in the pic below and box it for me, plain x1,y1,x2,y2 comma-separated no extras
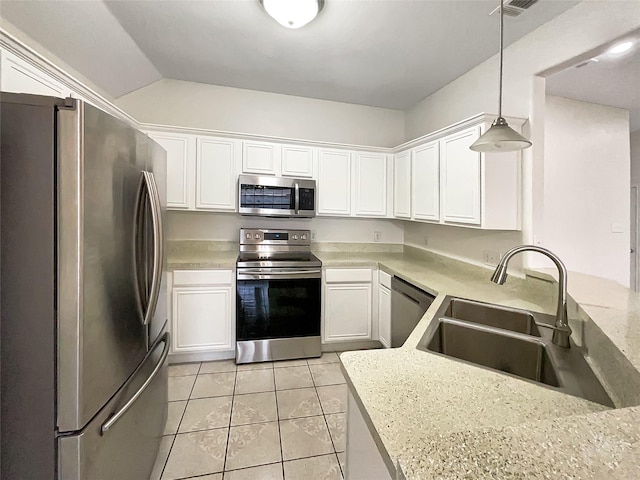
166,241,640,478
323,249,640,480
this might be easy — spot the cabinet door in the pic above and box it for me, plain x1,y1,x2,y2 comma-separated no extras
281,145,315,178
323,283,372,342
196,137,239,211
378,285,391,348
317,149,351,216
147,133,195,210
393,150,411,218
354,152,387,217
172,286,233,353
412,141,440,221
1,50,66,97
440,126,481,225
242,141,279,175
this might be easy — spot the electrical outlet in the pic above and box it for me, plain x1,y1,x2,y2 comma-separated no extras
374,231,381,242
310,231,316,241
483,250,501,266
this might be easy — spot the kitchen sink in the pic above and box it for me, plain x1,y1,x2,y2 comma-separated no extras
444,298,541,336
425,319,559,387
418,296,614,407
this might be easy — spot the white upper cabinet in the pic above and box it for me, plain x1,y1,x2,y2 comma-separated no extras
147,132,196,210
242,141,280,175
412,141,440,222
196,137,240,211
281,145,315,178
354,152,388,217
318,149,352,216
393,150,411,219
440,126,481,225
1,50,67,97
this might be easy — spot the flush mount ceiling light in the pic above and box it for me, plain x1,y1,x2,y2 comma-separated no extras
470,0,532,153
260,0,324,29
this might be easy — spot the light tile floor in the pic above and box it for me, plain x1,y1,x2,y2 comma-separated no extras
151,353,347,480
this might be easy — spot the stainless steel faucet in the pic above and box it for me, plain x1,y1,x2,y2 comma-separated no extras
490,245,572,348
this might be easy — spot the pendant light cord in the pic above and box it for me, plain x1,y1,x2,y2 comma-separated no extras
498,0,504,118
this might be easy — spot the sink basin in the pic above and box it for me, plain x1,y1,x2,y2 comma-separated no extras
445,298,541,336
418,296,614,407
426,319,559,387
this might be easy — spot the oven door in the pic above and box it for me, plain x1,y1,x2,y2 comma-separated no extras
236,269,321,341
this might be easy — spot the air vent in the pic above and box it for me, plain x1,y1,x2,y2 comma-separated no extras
490,0,539,18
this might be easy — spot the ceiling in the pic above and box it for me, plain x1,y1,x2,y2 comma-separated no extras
546,44,640,131
0,0,579,109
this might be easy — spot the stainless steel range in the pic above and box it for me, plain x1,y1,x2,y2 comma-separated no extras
236,228,322,364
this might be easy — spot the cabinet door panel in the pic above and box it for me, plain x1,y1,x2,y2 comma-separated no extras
242,141,278,175
197,137,238,211
172,287,233,352
282,145,314,178
148,133,195,209
412,142,440,221
318,150,351,216
441,126,481,225
355,153,387,217
394,151,411,218
378,286,391,348
323,284,372,341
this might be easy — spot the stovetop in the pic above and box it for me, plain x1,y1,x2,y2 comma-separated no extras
236,252,322,269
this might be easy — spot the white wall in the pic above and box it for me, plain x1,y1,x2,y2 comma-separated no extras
116,79,405,148
167,212,404,244
542,95,630,286
403,222,523,270
631,129,640,185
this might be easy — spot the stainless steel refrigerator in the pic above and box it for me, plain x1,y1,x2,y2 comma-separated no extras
1,93,169,480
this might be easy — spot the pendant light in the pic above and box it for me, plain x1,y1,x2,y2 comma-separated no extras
260,0,324,29
470,0,532,152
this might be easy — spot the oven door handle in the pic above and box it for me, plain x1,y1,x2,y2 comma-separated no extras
237,269,322,280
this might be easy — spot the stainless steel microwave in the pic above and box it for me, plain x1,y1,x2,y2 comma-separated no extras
238,175,316,218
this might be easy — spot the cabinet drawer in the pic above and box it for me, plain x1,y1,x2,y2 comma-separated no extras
325,268,372,284
173,269,233,286
379,270,392,289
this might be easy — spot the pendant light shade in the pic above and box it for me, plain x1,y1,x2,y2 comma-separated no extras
470,117,532,152
260,0,324,29
469,1,532,153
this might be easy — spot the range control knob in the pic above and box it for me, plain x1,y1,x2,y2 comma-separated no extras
292,234,298,240
254,233,261,240
245,233,251,239
301,234,307,240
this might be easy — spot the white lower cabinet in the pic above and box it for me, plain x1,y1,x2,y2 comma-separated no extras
323,268,374,343
378,271,392,348
170,270,234,354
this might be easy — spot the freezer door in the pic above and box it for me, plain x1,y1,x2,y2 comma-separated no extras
57,101,148,432
59,332,169,480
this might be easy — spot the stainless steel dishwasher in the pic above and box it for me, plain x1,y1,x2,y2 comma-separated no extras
390,276,435,347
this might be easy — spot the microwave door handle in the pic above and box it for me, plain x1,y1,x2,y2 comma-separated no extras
294,182,299,215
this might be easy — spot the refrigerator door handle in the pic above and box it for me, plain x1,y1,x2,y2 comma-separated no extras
134,171,163,326
100,331,170,434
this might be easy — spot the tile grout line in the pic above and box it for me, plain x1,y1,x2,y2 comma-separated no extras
221,363,239,474
271,365,286,479
310,361,346,480
159,361,201,480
